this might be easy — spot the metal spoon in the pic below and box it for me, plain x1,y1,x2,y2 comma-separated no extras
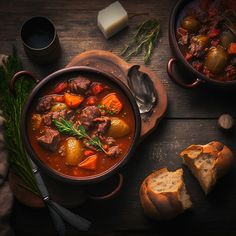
127,65,157,114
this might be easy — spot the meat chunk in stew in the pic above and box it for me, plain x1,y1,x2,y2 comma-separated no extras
37,128,60,151
36,96,55,112
69,76,91,94
42,110,74,126
93,116,111,135
107,145,122,158
79,106,101,129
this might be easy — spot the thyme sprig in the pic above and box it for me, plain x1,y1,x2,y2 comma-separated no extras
53,118,108,154
120,18,161,64
0,48,41,197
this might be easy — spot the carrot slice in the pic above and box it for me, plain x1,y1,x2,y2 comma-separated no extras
84,150,95,157
79,155,98,171
228,43,236,55
85,96,98,106
54,96,64,102
53,82,68,93
64,93,84,108
100,93,123,114
92,83,104,95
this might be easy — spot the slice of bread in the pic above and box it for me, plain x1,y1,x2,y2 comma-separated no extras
139,168,192,220
180,141,234,194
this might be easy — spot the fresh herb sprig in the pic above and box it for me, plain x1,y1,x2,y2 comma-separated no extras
53,118,108,154
120,19,161,64
0,48,41,197
98,104,117,115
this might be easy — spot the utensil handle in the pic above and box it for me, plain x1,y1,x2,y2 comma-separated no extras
167,57,201,88
10,70,39,94
87,173,124,200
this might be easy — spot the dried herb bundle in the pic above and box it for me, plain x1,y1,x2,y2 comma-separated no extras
121,19,161,64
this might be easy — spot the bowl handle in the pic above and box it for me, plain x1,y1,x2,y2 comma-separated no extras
10,70,39,95
87,173,124,201
167,57,202,88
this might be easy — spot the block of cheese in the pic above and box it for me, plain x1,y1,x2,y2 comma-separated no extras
97,1,128,39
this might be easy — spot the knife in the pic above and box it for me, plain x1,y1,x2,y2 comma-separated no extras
31,160,91,236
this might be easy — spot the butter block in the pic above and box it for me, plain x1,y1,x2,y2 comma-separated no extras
97,1,128,39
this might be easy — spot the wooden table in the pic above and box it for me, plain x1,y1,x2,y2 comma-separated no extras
1,0,236,235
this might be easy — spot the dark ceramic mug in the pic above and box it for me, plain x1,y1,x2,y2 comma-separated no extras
21,16,60,64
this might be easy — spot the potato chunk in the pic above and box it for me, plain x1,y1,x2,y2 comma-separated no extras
51,102,68,112
108,117,130,138
31,114,42,130
65,137,83,166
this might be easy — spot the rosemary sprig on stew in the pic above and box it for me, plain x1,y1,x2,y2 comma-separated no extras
53,118,108,154
120,18,161,64
0,48,41,197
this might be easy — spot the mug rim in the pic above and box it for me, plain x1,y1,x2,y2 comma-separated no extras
20,16,57,51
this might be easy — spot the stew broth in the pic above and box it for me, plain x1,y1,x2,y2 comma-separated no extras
28,74,135,178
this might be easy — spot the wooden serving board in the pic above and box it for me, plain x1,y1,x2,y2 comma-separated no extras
66,50,168,140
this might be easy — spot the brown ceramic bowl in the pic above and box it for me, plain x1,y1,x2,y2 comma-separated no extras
11,66,141,199
168,0,236,88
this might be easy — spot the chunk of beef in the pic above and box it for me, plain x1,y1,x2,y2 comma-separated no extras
36,96,54,112
107,146,122,158
42,110,74,126
37,128,60,151
83,139,98,151
105,136,116,146
69,76,91,94
93,116,111,135
79,106,101,130
42,113,52,126
51,110,67,120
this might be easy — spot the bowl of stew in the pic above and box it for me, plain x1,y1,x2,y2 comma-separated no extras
13,66,141,189
168,0,236,88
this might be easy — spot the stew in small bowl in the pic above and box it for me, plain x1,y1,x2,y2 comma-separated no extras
168,0,236,88
12,67,141,189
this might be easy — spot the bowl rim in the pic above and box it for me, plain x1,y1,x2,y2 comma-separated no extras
169,0,236,86
21,66,141,184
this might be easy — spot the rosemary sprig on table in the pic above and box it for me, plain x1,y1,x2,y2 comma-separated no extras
0,48,41,197
120,19,161,64
53,118,108,154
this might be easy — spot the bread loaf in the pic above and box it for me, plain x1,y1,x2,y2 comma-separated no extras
180,141,234,194
139,168,192,220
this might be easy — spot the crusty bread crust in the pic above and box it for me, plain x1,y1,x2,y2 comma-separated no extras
139,168,191,220
180,141,234,194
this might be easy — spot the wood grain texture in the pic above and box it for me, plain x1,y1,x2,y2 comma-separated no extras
0,0,236,235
